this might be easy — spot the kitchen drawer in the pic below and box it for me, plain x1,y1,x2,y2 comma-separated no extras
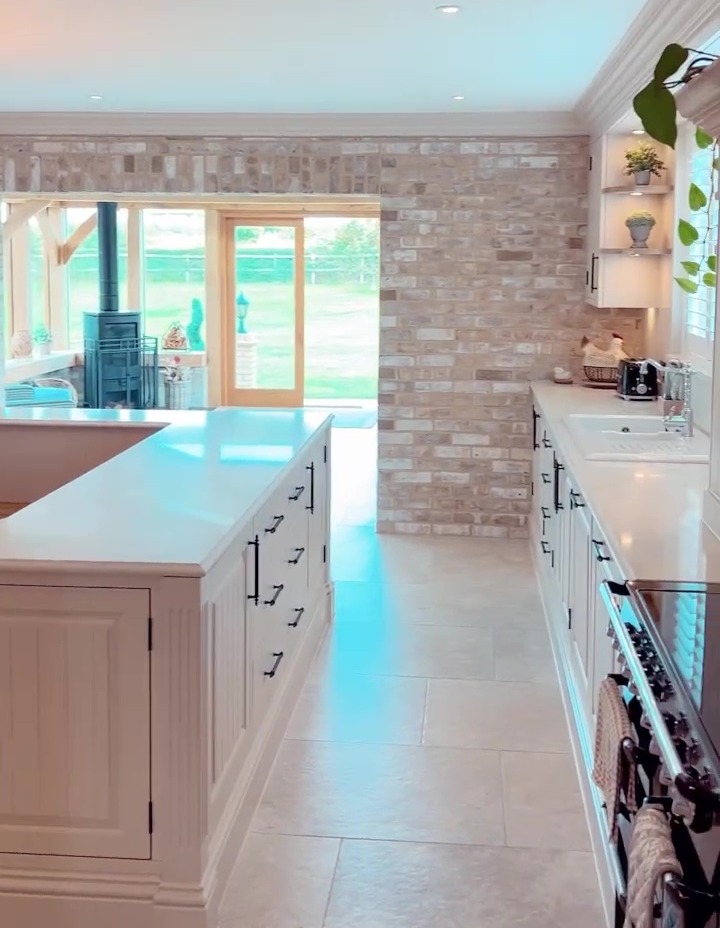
589,521,624,585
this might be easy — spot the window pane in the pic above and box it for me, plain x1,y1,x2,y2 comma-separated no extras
142,209,205,342
28,216,46,336
66,207,128,348
685,142,719,355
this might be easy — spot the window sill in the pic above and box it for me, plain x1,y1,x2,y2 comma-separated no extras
4,351,79,384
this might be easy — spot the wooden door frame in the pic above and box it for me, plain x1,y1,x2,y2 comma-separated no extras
220,213,305,407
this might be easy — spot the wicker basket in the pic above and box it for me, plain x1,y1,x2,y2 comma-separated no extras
583,364,619,384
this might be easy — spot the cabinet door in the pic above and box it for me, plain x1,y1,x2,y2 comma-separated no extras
306,436,329,592
567,496,593,728
0,586,150,859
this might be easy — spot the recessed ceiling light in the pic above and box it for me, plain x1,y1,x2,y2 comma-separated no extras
89,94,103,101
632,129,644,135
436,4,460,12
452,95,465,101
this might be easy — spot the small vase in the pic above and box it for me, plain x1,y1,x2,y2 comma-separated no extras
35,342,51,357
634,170,651,186
628,222,653,248
10,330,32,359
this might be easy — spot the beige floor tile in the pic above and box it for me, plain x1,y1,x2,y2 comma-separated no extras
324,839,605,928
501,750,591,850
424,679,570,753
493,625,556,682
254,740,505,846
310,621,495,680
333,579,545,629
287,673,427,745
219,833,340,928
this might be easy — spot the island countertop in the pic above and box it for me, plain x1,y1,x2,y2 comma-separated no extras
531,381,720,583
0,406,332,576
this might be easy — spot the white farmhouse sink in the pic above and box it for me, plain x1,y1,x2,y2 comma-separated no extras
564,414,710,463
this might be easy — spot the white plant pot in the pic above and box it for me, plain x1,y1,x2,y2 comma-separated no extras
35,343,51,357
677,57,720,137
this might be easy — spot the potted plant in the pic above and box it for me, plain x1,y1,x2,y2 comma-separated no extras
625,211,657,249
632,43,719,294
624,141,665,185
32,325,52,357
163,355,192,409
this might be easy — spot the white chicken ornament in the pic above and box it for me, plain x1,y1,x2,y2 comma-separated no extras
580,332,628,368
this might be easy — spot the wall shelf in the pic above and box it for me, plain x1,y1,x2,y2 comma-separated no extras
599,248,671,256
602,185,673,195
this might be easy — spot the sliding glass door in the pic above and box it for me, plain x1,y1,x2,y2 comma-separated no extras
221,217,305,407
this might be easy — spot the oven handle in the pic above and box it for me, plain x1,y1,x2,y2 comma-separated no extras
599,581,686,787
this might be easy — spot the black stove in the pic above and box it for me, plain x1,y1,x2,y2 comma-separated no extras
628,581,720,773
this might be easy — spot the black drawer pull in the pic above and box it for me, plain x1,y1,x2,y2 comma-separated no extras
541,541,551,555
592,539,611,562
288,547,305,565
289,485,305,501
247,536,260,605
265,514,285,534
288,607,304,628
541,473,552,484
569,490,585,509
264,651,284,678
541,506,551,519
542,435,552,448
264,584,284,606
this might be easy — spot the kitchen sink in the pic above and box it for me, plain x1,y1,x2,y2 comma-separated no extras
564,414,710,463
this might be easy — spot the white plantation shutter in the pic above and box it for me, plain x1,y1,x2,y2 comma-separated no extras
684,141,719,364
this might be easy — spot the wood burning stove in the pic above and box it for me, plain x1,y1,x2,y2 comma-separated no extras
83,202,158,408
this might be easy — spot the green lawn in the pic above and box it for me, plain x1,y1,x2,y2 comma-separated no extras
67,280,379,401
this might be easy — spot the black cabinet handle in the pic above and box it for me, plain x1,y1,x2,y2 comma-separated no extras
264,584,284,606
264,651,284,678
289,485,305,501
590,253,598,292
265,514,285,534
532,409,539,450
542,435,552,449
541,506,551,519
541,541,551,555
306,463,315,514
592,539,611,562
541,473,552,484
553,454,565,513
247,535,260,605
569,490,585,509
288,547,305,565
288,607,304,628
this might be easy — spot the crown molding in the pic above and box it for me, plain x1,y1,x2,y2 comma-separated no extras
575,0,720,137
0,109,583,139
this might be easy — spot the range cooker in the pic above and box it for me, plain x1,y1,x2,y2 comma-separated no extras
601,580,720,927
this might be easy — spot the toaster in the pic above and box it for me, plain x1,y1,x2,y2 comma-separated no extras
616,358,659,401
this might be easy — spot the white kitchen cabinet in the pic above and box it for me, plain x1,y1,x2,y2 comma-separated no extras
0,417,333,928
0,586,150,860
565,484,594,727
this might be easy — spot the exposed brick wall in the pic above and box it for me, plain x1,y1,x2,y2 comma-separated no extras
0,135,645,536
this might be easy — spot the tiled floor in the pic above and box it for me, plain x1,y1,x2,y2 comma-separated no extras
219,427,604,927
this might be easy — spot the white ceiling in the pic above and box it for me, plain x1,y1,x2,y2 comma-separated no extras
1,0,650,113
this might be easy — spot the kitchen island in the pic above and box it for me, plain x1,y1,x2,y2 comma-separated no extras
0,407,333,928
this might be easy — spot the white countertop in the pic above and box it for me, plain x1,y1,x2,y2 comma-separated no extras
0,406,198,428
0,407,332,576
531,381,720,583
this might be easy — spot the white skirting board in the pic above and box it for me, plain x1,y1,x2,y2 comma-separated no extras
0,583,334,928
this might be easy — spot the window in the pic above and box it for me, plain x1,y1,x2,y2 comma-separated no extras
682,134,719,367
142,209,205,341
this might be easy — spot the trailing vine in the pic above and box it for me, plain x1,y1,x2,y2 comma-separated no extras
633,43,719,294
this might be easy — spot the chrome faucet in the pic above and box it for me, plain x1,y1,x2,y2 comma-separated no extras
638,358,694,437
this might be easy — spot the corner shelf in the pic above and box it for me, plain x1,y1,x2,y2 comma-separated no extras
602,185,673,195
600,248,671,256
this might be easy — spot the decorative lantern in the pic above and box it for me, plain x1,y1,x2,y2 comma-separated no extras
236,292,250,334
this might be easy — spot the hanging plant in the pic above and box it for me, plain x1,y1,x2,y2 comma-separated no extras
632,43,719,294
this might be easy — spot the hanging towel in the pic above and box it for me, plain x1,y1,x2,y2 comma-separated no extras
624,805,682,928
592,676,637,839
